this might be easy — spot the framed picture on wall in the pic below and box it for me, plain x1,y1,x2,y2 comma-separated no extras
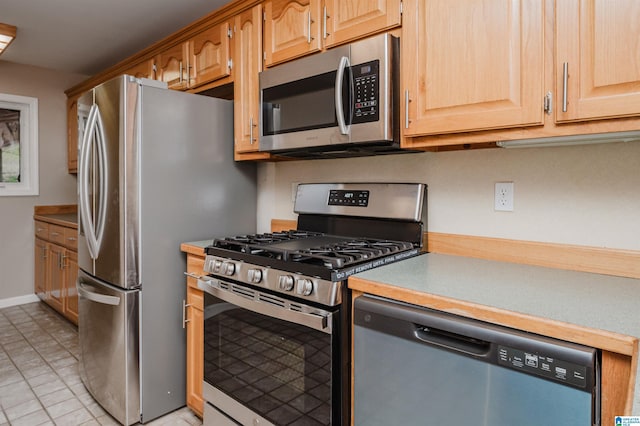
0,93,38,196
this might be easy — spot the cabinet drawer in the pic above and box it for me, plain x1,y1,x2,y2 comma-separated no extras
48,224,66,246
63,227,78,251
186,255,205,290
35,221,49,240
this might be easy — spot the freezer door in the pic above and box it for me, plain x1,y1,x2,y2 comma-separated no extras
77,270,140,425
78,75,140,288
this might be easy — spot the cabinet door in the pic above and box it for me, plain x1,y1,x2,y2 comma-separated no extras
402,0,544,136
124,59,156,80
186,287,204,417
156,43,190,90
67,96,78,173
64,250,79,325
556,0,640,122
234,5,263,153
190,21,232,88
47,244,65,314
35,238,48,300
323,0,401,48
264,0,322,67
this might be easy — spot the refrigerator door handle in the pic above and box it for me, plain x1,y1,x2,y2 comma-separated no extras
93,106,108,257
79,104,99,259
78,103,108,260
77,282,121,306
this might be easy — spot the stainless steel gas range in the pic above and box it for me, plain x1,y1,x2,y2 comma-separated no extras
198,183,427,426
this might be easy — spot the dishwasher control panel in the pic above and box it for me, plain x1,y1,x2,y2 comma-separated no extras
498,345,588,389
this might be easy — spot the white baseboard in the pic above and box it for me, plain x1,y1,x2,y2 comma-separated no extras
0,294,40,309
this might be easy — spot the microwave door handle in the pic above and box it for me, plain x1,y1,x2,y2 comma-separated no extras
335,56,351,135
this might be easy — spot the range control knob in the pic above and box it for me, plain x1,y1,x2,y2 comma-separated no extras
278,275,295,291
247,269,263,283
221,261,236,276
296,279,314,296
212,260,223,273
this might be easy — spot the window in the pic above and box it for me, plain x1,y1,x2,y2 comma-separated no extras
0,93,38,196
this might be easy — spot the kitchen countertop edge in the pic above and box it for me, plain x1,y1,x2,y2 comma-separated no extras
180,240,211,256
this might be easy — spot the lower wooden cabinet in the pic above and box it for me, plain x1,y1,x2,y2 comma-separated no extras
185,253,205,417
34,211,79,325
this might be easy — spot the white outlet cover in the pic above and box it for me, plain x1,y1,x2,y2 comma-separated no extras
494,182,514,211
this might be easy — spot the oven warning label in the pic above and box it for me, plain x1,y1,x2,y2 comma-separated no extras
616,417,640,425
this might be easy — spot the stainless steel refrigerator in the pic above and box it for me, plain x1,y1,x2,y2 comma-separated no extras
76,75,256,425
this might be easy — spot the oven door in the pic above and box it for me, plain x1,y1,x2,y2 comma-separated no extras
198,277,343,426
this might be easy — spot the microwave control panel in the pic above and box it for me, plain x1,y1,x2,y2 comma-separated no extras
352,60,380,124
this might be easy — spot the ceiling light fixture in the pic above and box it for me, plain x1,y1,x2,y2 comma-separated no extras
0,23,17,56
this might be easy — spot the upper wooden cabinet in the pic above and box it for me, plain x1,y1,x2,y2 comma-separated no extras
123,58,156,80
323,0,402,48
234,5,266,155
402,0,544,136
189,21,233,87
156,42,190,90
66,96,79,173
264,0,322,66
555,0,640,122
264,0,401,67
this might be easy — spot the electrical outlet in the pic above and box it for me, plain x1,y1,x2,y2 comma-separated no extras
494,182,514,211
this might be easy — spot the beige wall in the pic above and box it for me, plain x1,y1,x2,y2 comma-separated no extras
0,61,85,301
257,141,640,251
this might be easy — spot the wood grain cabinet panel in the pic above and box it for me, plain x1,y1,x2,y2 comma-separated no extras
34,238,48,300
264,0,322,67
47,243,66,315
185,253,205,417
123,59,156,80
66,96,79,173
64,250,79,325
323,0,401,48
402,0,544,136
189,21,233,88
34,215,79,325
234,5,265,155
156,43,190,90
555,0,640,122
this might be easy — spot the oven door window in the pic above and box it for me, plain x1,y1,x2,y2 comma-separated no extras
261,68,352,136
204,292,339,425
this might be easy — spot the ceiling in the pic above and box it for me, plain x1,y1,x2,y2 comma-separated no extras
0,0,229,76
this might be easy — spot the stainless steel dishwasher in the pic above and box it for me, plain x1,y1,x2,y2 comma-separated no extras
353,295,600,426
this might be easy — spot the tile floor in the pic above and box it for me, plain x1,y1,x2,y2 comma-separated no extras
0,302,202,426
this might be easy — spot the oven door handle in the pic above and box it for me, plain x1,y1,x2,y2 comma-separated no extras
198,278,333,334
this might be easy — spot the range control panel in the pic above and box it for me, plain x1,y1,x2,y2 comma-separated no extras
498,345,588,389
351,60,380,124
328,189,370,207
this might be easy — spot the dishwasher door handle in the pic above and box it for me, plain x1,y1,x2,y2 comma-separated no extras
414,325,491,357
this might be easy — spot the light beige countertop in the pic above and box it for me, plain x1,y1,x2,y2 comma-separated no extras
180,240,212,256
349,253,640,416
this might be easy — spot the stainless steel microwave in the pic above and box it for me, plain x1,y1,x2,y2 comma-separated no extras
259,33,400,158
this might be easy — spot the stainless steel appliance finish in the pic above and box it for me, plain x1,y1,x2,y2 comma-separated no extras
353,295,600,426
77,75,257,425
259,33,399,158
201,182,427,426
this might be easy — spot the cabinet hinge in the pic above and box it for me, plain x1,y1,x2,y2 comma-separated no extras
263,11,266,21
228,59,233,70
400,1,403,15
544,91,553,115
263,51,267,61
227,27,232,38
152,63,157,73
